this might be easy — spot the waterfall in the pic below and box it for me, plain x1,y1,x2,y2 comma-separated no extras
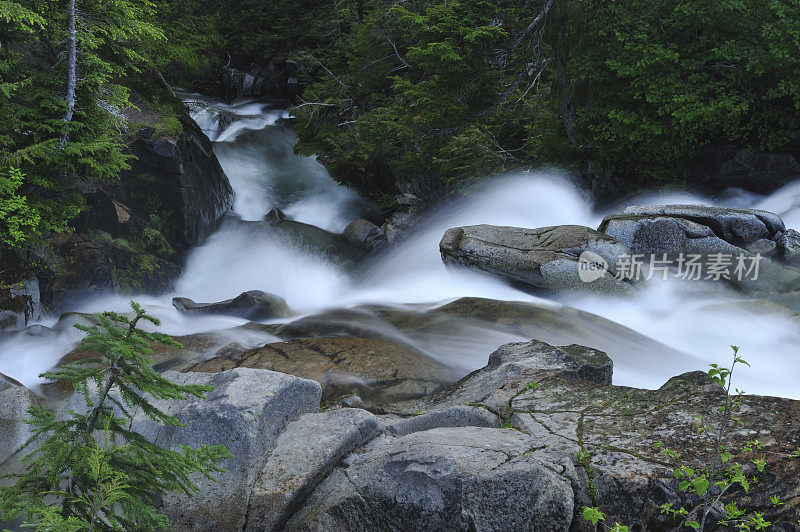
2,95,799,400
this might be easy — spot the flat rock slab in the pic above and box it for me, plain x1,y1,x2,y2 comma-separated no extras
440,224,632,294
246,408,384,531
126,368,322,531
185,336,459,406
287,427,575,532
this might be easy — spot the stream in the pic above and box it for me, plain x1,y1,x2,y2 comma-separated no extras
2,96,799,399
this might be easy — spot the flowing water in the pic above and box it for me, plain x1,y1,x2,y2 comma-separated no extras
2,96,799,400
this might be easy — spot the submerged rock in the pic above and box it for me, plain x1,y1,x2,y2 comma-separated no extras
342,218,386,250
253,297,689,386
172,290,290,321
265,206,287,223
185,336,458,406
439,224,632,295
255,218,369,265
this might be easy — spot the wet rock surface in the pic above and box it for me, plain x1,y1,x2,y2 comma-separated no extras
599,204,800,291
342,218,386,250
440,224,633,294
172,289,290,321
252,297,689,389
440,206,800,295
186,336,459,406
0,278,41,331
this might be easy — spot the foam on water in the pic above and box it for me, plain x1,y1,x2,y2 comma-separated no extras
3,96,800,399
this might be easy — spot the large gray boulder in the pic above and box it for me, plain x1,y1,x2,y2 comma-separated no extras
0,373,38,465
286,427,576,532
439,224,632,294
599,205,800,291
172,290,290,321
246,408,384,531
382,340,800,529
125,368,322,531
617,204,785,243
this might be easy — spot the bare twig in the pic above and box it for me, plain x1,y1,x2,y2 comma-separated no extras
509,0,558,53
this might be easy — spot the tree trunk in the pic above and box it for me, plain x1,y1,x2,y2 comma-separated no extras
63,0,77,123
555,12,578,148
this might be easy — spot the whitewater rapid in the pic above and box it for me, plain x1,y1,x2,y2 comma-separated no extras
2,96,799,400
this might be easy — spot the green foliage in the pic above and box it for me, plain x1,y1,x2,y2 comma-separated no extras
0,167,39,247
20,431,169,531
0,0,164,251
291,0,571,198
286,0,800,197
0,301,230,530
655,347,774,531
583,347,797,531
575,448,598,504
523,380,541,392
571,0,800,184
89,213,177,292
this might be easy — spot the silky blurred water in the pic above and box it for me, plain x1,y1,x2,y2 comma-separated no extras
2,96,799,399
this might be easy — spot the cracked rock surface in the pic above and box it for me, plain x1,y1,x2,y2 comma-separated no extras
382,340,800,530
9,338,799,531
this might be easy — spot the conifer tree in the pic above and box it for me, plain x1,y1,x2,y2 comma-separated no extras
0,301,230,531
0,0,164,249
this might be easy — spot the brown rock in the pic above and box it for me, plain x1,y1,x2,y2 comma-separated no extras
186,336,459,406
